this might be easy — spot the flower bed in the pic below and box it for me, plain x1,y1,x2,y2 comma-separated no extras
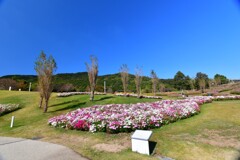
57,92,106,97
115,93,162,99
49,95,240,133
186,96,213,104
0,104,20,116
213,95,240,101
187,95,240,102
48,96,213,133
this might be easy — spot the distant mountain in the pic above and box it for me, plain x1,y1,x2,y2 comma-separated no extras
0,72,175,92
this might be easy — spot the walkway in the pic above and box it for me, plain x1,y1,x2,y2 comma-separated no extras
0,137,88,160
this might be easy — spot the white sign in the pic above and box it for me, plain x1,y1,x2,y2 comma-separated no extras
131,130,153,155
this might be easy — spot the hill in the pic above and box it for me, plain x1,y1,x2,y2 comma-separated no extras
0,72,175,93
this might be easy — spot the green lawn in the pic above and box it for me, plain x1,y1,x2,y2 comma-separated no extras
0,90,239,160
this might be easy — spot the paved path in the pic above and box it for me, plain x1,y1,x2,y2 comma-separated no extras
0,137,88,160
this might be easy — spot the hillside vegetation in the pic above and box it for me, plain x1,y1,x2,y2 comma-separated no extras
0,72,175,93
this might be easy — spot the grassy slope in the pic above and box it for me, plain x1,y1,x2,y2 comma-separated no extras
0,91,239,160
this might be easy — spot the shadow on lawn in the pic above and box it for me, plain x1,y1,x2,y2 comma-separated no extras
49,100,80,107
49,102,86,112
95,96,114,101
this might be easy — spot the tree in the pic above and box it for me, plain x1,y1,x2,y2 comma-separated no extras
189,77,195,90
214,74,228,85
195,72,209,90
173,71,191,90
159,83,165,92
199,78,206,93
135,66,142,98
86,55,98,101
150,70,158,96
0,78,18,90
34,51,57,113
120,64,129,95
208,79,215,89
59,84,75,92
214,76,221,86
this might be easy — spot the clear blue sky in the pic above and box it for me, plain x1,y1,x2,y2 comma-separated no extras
1,0,240,79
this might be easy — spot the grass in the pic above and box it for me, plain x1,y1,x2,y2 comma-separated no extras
0,90,240,160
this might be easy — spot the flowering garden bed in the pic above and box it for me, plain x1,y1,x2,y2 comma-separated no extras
48,96,213,133
0,104,20,116
57,92,106,97
213,95,240,101
48,95,240,133
115,92,162,99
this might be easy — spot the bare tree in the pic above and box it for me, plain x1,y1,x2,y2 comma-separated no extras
199,78,206,93
35,51,57,112
208,79,214,89
214,77,221,86
86,55,98,101
159,83,165,92
120,64,129,95
135,66,143,98
150,70,158,96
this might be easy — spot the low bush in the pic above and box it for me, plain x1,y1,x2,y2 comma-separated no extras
0,104,20,116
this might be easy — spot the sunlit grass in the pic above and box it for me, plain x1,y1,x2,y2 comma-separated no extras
0,90,239,160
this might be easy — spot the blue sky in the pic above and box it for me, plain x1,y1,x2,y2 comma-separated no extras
0,0,240,79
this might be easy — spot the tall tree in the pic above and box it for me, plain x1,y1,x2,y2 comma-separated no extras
86,55,98,101
173,71,191,90
199,78,206,93
34,51,57,113
0,78,18,90
135,66,143,98
214,74,228,85
208,79,215,89
189,77,195,90
150,70,158,96
159,83,165,92
195,72,209,90
120,64,129,95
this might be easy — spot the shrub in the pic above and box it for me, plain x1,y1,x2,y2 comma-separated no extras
0,104,20,116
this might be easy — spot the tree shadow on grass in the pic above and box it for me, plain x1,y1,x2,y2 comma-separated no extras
49,100,80,108
49,102,86,113
95,96,114,101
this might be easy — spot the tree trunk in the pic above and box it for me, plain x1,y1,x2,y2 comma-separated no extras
39,96,43,108
137,88,141,98
201,87,204,93
90,90,94,101
124,88,127,97
44,99,48,113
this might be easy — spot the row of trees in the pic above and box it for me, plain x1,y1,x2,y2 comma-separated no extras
120,64,159,98
35,52,98,112
34,51,229,112
120,67,229,98
173,71,229,93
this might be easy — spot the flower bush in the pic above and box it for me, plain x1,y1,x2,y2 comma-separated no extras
115,93,162,99
57,92,106,97
213,95,240,101
48,96,212,133
186,96,213,104
49,95,240,133
0,104,20,116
